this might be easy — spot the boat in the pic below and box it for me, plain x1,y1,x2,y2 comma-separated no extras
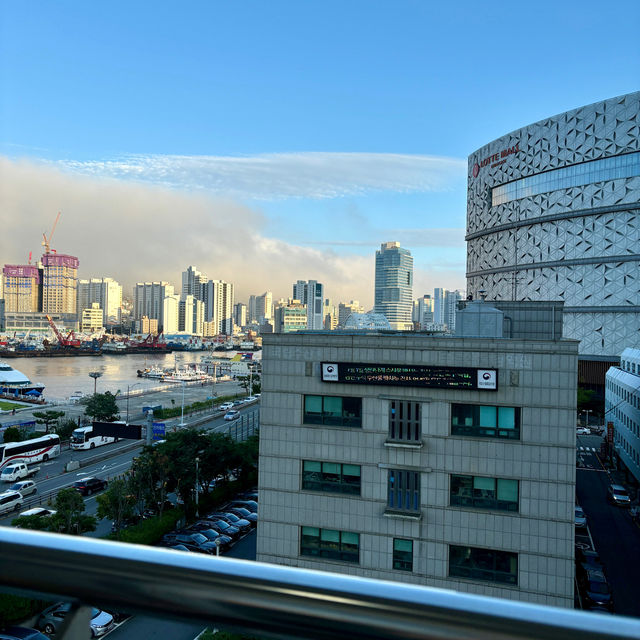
0,361,45,398
162,366,213,383
137,365,166,379
102,342,128,355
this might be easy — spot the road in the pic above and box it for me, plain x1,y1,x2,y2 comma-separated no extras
575,432,640,617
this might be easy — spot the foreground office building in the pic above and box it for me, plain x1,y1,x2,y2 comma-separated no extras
257,303,578,608
466,91,640,361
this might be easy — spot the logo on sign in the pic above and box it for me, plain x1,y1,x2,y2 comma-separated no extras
477,369,497,389
322,363,339,381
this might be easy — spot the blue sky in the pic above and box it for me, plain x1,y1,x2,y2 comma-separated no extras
1,1,638,305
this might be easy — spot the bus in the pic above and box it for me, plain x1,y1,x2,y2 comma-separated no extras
70,426,116,451
0,434,61,470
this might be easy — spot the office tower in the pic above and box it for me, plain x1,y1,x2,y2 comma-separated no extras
77,278,123,324
80,303,104,333
163,294,181,334
248,296,258,324
273,299,308,333
234,303,247,328
2,265,40,312
41,253,79,315
337,301,363,328
323,299,338,330
257,301,578,608
205,280,234,335
256,291,273,323
133,282,175,331
412,295,434,329
374,242,413,331
292,280,324,330
433,288,446,326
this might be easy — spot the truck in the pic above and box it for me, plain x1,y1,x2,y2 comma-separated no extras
0,462,40,483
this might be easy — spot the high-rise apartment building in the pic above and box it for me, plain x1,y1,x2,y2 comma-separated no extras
179,295,204,335
255,291,273,324
182,265,208,302
77,277,123,324
41,253,79,315
292,280,324,330
2,265,40,313
248,296,258,324
234,303,247,328
205,280,234,335
163,294,181,334
412,295,434,329
374,242,413,331
444,289,465,332
133,282,175,332
257,302,578,609
323,299,338,330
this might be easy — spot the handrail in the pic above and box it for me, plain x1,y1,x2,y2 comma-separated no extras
0,528,638,640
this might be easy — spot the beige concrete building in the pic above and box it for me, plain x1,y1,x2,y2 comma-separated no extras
257,303,578,608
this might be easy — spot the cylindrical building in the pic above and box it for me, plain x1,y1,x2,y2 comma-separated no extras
466,91,640,361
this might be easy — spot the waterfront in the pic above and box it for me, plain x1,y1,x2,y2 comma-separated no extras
5,352,219,401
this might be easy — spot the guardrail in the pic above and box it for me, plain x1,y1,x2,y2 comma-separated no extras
1,528,638,640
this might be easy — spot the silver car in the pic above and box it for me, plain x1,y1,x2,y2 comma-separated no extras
37,603,114,637
9,480,37,497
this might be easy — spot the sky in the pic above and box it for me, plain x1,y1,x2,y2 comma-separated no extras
1,1,639,308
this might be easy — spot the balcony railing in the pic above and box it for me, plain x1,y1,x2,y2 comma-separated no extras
1,527,638,640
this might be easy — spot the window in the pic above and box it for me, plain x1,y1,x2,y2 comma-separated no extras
393,538,413,571
450,475,518,512
300,527,359,563
302,461,361,495
451,404,520,439
449,545,518,585
388,401,421,443
387,469,420,513
303,395,362,427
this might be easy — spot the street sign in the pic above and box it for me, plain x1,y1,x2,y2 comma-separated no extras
152,422,166,441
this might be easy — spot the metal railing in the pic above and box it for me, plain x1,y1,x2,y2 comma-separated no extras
1,527,638,640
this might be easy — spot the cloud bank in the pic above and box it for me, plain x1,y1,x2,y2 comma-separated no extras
55,151,466,200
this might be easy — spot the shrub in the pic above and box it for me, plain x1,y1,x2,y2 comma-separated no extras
0,594,50,627
111,508,185,545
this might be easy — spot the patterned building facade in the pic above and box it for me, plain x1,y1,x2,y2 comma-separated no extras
466,91,640,359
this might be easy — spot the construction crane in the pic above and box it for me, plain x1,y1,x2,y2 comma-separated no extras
45,315,81,347
42,211,61,255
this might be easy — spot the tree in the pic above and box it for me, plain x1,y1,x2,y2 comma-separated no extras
50,488,96,535
32,410,65,434
97,477,135,536
2,427,23,443
84,391,120,422
56,418,80,440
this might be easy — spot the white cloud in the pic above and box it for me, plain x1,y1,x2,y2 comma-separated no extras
53,151,466,200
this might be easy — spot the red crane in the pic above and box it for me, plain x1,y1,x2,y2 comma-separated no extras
45,315,82,347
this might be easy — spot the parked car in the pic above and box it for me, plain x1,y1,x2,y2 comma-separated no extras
72,477,108,496
188,526,233,551
37,603,114,637
199,518,240,539
19,507,57,518
161,532,222,554
607,483,631,506
0,626,49,640
0,490,24,515
575,505,587,528
224,410,240,421
229,499,258,513
578,568,613,610
209,511,252,533
227,506,258,524
219,402,234,411
244,396,258,403
576,427,591,435
9,480,37,498
575,548,605,572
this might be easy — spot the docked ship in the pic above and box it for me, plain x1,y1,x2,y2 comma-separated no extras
0,361,45,398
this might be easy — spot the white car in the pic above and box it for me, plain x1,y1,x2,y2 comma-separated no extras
0,490,24,515
576,427,591,435
244,396,258,403
575,505,587,528
20,506,57,518
9,480,37,497
224,410,240,421
219,402,234,411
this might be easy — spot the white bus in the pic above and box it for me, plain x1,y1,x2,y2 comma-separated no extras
0,434,61,470
70,426,116,451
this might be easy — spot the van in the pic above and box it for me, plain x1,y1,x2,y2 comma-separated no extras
0,490,24,515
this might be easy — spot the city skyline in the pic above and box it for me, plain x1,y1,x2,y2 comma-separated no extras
1,3,638,306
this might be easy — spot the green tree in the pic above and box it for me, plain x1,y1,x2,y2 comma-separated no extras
32,410,65,434
84,391,120,422
130,446,171,516
56,418,80,440
11,513,52,530
97,477,135,536
50,488,96,535
2,426,23,443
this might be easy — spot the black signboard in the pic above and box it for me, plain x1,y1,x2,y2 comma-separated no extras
92,422,142,440
321,362,498,391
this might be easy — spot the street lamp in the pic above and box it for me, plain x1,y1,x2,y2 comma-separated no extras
195,457,200,517
179,380,186,427
126,382,143,424
89,371,102,395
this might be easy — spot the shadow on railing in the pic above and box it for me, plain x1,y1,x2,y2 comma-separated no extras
1,528,638,640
